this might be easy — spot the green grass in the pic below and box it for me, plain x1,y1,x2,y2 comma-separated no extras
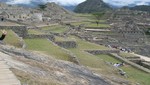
24,35,150,85
55,36,76,41
66,36,110,68
24,39,70,61
28,29,45,34
41,25,68,33
86,23,110,28
67,36,150,85
73,36,109,50
70,21,90,26
4,30,22,48
96,54,150,85
95,54,150,85
119,52,136,58
97,54,120,63
121,66,150,85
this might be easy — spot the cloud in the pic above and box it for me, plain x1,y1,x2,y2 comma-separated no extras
103,0,150,7
4,0,86,6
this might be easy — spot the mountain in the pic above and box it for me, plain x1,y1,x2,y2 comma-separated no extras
74,0,111,13
63,5,76,11
129,5,150,12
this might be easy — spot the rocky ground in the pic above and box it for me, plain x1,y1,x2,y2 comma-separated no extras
0,44,112,85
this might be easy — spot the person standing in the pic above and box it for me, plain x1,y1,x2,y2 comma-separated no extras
0,30,7,40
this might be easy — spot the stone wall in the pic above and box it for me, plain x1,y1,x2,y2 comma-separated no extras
110,53,150,73
141,62,150,69
0,26,28,38
55,41,77,48
86,50,120,55
25,34,55,41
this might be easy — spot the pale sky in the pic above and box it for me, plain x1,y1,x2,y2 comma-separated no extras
5,0,86,5
103,0,150,6
1,0,150,6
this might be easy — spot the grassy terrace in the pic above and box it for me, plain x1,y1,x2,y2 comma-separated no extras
24,39,70,61
96,54,150,85
55,36,76,41
86,23,110,28
4,30,22,48
66,36,111,68
62,36,149,85
24,35,150,85
28,29,45,34
119,52,136,58
40,25,69,33
70,21,110,28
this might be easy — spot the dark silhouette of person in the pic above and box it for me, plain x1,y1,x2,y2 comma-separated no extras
0,30,7,40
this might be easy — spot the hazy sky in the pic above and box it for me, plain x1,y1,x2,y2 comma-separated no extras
5,0,86,5
1,0,150,6
103,0,150,6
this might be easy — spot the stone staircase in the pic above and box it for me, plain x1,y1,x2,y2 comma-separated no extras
0,52,21,85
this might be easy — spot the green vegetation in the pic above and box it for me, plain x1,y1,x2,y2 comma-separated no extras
38,4,47,10
97,54,120,63
4,30,22,48
65,36,110,67
55,36,76,41
28,29,45,34
119,52,135,58
92,12,105,26
70,21,89,26
96,54,150,85
86,23,110,28
121,66,150,85
23,34,150,85
25,39,70,61
41,25,68,33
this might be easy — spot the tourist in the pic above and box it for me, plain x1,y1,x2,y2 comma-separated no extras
114,62,125,67
0,30,7,41
113,63,120,67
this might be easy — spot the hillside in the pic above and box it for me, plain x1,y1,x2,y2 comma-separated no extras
129,5,150,12
0,44,110,85
74,0,111,13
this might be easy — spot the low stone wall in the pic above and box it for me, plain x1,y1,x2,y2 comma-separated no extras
110,53,150,73
141,62,150,69
0,26,28,38
25,34,55,41
86,50,120,55
55,41,77,48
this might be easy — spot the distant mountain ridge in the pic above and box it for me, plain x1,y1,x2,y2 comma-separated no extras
74,0,111,13
74,0,150,13
63,5,76,11
129,5,150,12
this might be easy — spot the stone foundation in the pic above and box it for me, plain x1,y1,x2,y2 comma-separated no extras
0,26,28,38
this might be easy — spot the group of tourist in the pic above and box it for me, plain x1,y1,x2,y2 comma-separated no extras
105,44,132,53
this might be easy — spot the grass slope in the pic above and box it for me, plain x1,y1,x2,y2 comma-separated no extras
25,39,70,61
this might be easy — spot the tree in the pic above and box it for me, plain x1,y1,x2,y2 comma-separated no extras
92,12,105,26
38,4,47,11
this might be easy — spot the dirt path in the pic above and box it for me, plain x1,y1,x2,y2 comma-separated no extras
130,53,150,62
0,52,21,85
